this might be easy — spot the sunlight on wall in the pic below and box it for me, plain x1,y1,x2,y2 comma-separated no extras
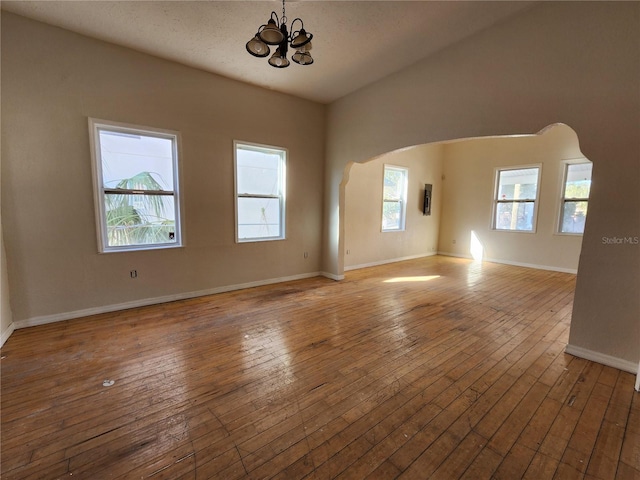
470,231,484,261
383,275,440,283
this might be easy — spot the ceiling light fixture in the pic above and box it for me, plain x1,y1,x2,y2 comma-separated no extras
246,0,314,68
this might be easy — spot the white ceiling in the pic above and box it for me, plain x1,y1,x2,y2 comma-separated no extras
1,1,536,104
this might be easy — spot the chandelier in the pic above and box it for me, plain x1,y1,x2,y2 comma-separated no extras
246,0,314,68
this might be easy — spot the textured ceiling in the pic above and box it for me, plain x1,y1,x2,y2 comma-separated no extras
1,1,537,104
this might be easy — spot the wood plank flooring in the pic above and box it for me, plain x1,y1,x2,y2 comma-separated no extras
1,256,638,479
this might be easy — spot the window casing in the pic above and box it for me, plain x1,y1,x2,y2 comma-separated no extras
493,166,541,232
558,161,592,234
234,141,286,242
89,119,183,253
382,165,408,232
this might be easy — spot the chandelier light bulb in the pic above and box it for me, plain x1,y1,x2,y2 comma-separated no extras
269,47,290,68
246,35,270,58
292,50,313,65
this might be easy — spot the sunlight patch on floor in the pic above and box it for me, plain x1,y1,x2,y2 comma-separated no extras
383,275,440,283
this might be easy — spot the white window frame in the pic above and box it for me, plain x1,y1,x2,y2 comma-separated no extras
382,165,408,232
557,159,592,235
88,118,183,253
234,141,287,243
492,165,542,233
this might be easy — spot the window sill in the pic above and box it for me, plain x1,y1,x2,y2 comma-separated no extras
99,243,183,254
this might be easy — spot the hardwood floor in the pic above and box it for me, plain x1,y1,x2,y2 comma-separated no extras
1,256,638,479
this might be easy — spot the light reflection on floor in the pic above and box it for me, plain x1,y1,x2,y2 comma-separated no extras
383,275,440,283
241,326,296,396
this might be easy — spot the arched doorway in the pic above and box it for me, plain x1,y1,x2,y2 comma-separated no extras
342,124,590,274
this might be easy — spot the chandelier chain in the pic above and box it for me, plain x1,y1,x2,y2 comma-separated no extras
282,0,287,26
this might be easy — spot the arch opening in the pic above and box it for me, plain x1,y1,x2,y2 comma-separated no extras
340,123,590,274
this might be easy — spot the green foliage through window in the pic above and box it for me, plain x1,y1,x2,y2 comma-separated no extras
105,172,175,247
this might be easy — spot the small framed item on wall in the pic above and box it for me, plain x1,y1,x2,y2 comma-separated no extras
423,184,432,216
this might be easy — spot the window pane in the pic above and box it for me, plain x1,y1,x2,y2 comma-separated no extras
495,201,535,231
382,165,408,232
561,200,588,234
91,120,182,253
383,168,404,200
497,168,539,200
234,142,286,242
99,130,175,191
237,197,281,239
104,194,176,247
564,163,592,198
236,148,281,195
382,200,402,230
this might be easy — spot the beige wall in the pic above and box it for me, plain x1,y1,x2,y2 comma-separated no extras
1,212,13,346
0,92,12,344
344,144,443,269
1,13,325,326
326,3,639,367
439,124,586,272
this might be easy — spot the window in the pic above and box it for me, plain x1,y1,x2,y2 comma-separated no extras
89,119,182,253
493,166,541,232
234,141,286,242
382,165,408,231
559,161,592,234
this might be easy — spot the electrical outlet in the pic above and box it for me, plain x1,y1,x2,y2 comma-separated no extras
130,270,138,279
452,239,456,245
304,252,308,258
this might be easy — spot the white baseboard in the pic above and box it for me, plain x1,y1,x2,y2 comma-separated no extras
1,322,15,348
437,251,577,274
436,251,468,260
14,271,322,330
565,343,638,374
321,271,344,281
344,252,437,272
636,363,640,392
